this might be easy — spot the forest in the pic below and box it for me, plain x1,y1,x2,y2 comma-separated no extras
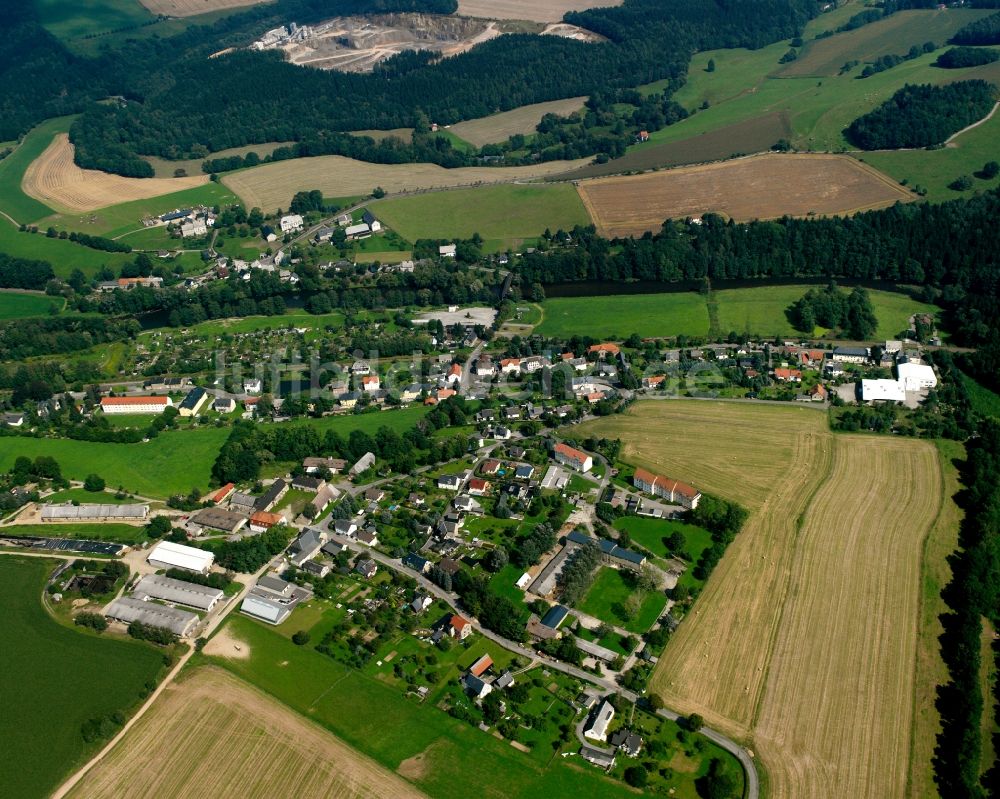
786,284,878,339
935,46,1000,68
2,0,816,175
951,10,1000,45
845,81,997,149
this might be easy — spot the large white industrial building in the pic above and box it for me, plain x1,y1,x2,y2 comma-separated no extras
861,379,907,403
104,596,198,637
147,540,214,574
897,362,938,391
133,574,223,612
40,503,148,521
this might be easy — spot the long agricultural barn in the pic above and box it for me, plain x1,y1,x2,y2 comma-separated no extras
40,503,149,521
100,396,172,414
133,574,224,612
190,507,248,534
147,540,214,574
104,596,198,637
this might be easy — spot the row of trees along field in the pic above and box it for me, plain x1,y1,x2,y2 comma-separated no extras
515,187,1000,352
935,420,1000,797
2,0,815,176
846,80,997,149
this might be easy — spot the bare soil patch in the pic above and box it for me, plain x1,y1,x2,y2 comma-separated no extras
66,666,426,799
138,0,270,17
203,627,251,660
23,135,207,214
457,0,621,23
223,154,591,211
576,152,911,237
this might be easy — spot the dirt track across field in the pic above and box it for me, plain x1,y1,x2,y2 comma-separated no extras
578,401,942,799
576,152,912,237
66,667,427,799
22,135,207,214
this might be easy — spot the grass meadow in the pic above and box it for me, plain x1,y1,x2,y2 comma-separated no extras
0,291,63,320
0,556,164,799
36,0,153,41
536,285,937,340
211,615,642,799
0,117,67,224
373,184,590,251
537,291,710,339
576,566,668,633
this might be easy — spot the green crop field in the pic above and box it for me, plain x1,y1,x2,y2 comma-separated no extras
0,291,63,320
576,566,668,633
212,615,644,799
537,291,711,339
713,284,940,340
0,556,164,799
0,221,136,277
0,117,67,224
35,0,153,41
0,428,230,499
373,184,591,251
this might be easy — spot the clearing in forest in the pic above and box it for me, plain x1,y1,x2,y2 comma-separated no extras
22,135,207,214
577,401,943,799
222,154,591,211
66,666,427,799
576,152,912,238
456,0,620,23
448,96,587,147
138,0,270,17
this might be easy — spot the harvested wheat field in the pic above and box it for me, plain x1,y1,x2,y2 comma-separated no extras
223,154,591,211
457,0,620,22
576,153,912,238
22,135,207,214
449,97,587,147
577,401,942,799
139,0,270,16
66,666,426,799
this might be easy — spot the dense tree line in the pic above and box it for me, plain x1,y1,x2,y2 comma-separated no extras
786,283,878,339
0,316,141,361
49,0,814,175
846,81,997,149
952,11,1000,45
0,253,55,290
858,42,935,78
933,420,1000,797
936,46,1000,68
515,190,1000,350
64,231,132,254
685,494,748,584
559,541,602,605
452,570,526,641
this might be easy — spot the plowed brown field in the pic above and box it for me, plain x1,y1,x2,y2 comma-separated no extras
457,0,621,23
577,401,943,799
22,135,207,214
139,0,270,17
576,153,912,237
66,667,427,799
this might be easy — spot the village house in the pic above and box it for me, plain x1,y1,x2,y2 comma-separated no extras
213,396,236,414
249,511,283,533
832,346,869,364
467,478,491,496
303,457,347,474
280,214,304,234
361,374,381,392
588,343,620,359
773,367,802,383
355,558,378,579
553,442,593,473
244,378,263,394
642,375,666,390
583,699,615,742
449,614,472,640
178,386,208,417
439,244,457,258
632,467,701,509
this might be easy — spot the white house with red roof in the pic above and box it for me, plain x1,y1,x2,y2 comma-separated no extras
361,374,381,392
553,442,593,473
633,467,701,509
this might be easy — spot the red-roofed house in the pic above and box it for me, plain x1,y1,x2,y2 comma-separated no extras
633,467,701,509
469,654,493,677
249,511,283,533
361,375,381,392
800,349,826,367
446,363,462,384
561,352,575,361
450,614,472,640
773,368,802,383
554,442,593,473
101,396,171,414
588,343,620,358
642,375,666,389
500,358,521,375
481,459,501,475
467,478,491,496
809,383,828,401
436,388,457,402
